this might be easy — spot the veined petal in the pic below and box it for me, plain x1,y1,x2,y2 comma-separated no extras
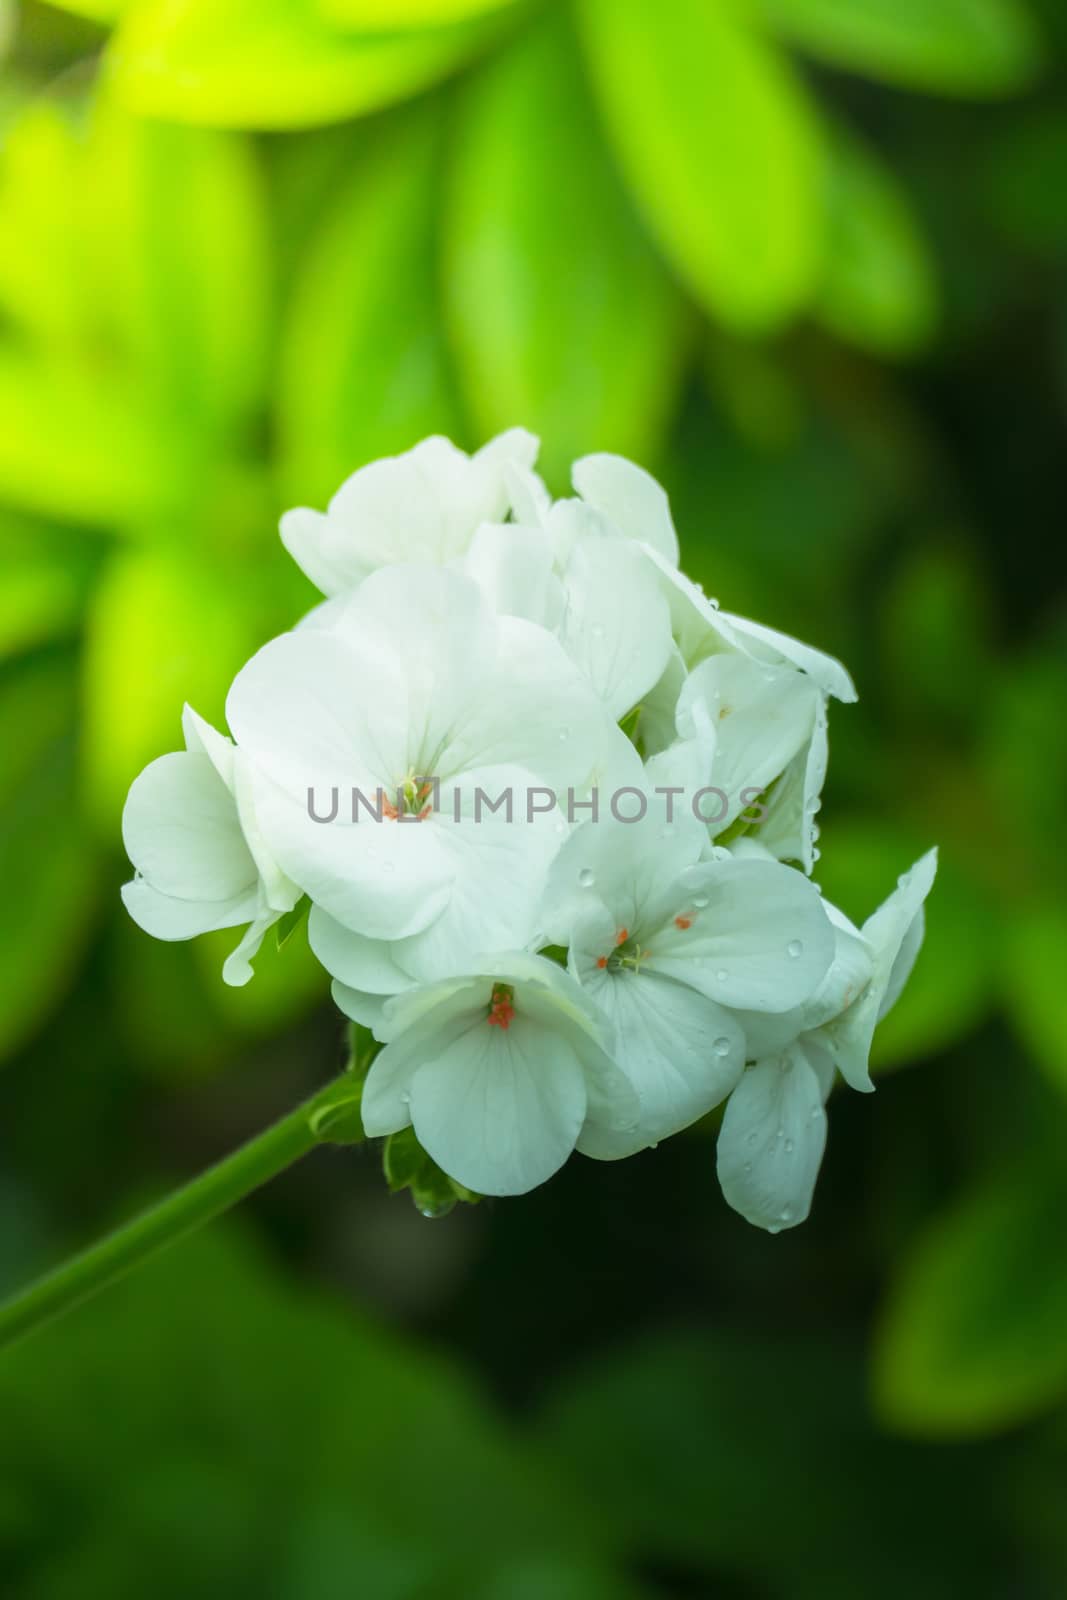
573,913,744,1157
409,1015,588,1196
572,453,680,566
717,1045,828,1232
649,858,835,1013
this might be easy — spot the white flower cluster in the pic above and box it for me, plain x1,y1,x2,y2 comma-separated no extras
122,431,936,1229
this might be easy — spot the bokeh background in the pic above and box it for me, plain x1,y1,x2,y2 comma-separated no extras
2,0,1067,1594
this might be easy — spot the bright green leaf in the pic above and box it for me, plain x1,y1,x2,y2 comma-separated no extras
445,15,687,487
278,109,461,505
817,121,938,355
0,349,168,526
106,0,504,128
318,0,519,27
0,654,99,1063
578,0,824,332
874,1161,1067,1434
757,0,1042,97
85,95,270,439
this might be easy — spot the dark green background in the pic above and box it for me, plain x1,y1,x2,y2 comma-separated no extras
2,0,1066,1594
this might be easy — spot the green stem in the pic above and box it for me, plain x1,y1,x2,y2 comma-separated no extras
0,1069,362,1354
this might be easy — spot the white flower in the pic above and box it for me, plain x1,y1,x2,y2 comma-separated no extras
121,706,300,986
542,815,836,1155
280,429,539,598
717,848,938,1231
226,565,617,959
358,953,640,1196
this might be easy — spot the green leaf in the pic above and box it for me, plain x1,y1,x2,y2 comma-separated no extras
107,0,504,128
319,0,519,27
756,0,1042,97
85,96,270,440
1003,904,1067,1097
278,109,461,505
445,15,687,487
0,654,99,1063
874,1160,1067,1434
0,348,168,527
816,121,938,356
981,107,1067,254
37,0,126,19
0,516,99,659
275,895,311,950
578,0,824,332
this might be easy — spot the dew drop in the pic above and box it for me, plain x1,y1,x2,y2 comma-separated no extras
775,1126,785,1141
399,1090,411,1105
746,1131,758,1147
779,1206,792,1223
715,968,728,983
578,867,596,888
558,726,570,742
692,894,709,909
787,939,803,959
713,1036,732,1058
784,1138,794,1154
743,1162,752,1175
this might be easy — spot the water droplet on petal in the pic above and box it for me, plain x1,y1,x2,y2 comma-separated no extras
692,894,709,910
787,939,803,959
715,968,728,983
399,1090,411,1105
775,1126,784,1141
713,1036,732,1058
784,1139,794,1154
780,1206,792,1223
578,867,595,888
558,727,570,742
743,1162,752,1175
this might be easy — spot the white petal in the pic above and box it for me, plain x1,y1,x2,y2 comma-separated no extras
635,645,688,757
439,615,616,794
308,905,416,994
122,751,257,903
464,522,562,626
824,849,937,1091
222,906,280,987
677,654,820,837
409,1014,588,1196
541,812,705,946
718,612,857,704
649,858,835,1013
716,1046,828,1232
559,535,673,719
731,901,872,1059
330,980,390,1032
755,696,828,874
181,704,235,789
279,506,368,598
241,768,454,941
572,453,680,566
121,878,258,941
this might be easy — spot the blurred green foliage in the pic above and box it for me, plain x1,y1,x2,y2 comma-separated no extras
2,0,1066,1594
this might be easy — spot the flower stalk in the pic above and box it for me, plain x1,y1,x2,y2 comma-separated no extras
0,1067,365,1354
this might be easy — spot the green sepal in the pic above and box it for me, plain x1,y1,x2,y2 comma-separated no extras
275,894,310,950
305,1022,378,1146
383,1126,480,1219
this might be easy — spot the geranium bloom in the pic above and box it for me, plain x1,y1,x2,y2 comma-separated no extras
359,954,639,1196
119,432,937,1221
541,814,836,1155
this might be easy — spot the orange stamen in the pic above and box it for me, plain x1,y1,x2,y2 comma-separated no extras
615,927,629,946
674,915,692,930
